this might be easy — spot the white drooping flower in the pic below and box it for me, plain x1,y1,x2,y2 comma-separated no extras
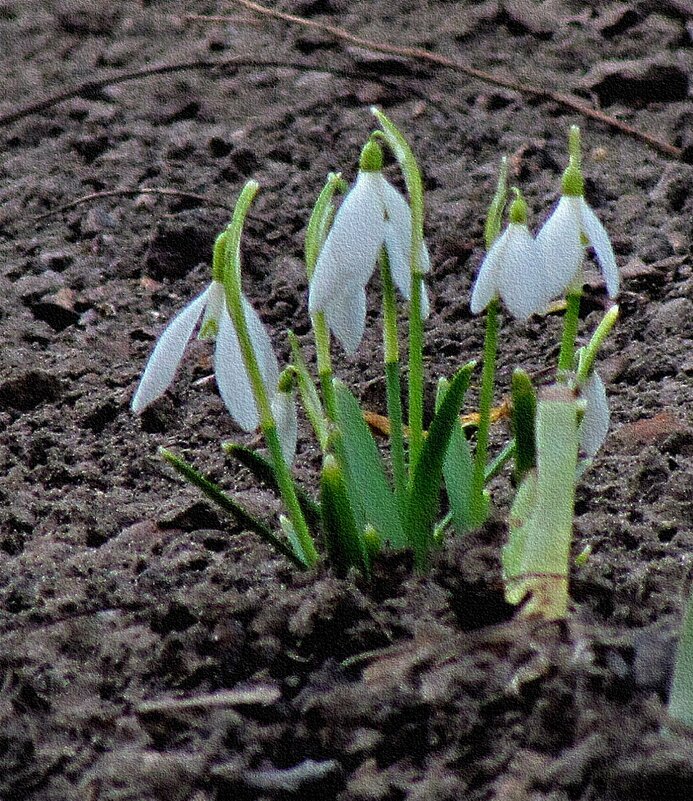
535,142,619,304
578,370,610,458
308,140,430,354
470,192,549,320
131,280,296,463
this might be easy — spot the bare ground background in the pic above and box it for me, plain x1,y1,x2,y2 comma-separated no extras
0,1,692,799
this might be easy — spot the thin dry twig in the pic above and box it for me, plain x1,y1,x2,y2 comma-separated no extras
35,187,234,220
0,56,435,130
136,685,281,715
220,0,682,160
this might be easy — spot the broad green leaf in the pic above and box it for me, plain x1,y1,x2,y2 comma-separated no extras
438,377,475,536
511,368,537,482
502,386,579,619
406,361,476,569
669,588,693,728
333,380,405,548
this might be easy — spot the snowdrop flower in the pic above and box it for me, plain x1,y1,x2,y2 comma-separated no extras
308,139,430,354
132,279,296,463
470,191,549,320
578,370,610,458
535,129,619,303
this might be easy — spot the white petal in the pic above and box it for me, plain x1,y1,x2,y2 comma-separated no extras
579,371,610,457
577,198,619,298
323,285,367,355
215,309,259,431
380,179,430,304
470,228,508,314
242,295,280,399
271,390,298,466
308,172,384,315
497,225,550,320
131,287,210,413
535,197,584,301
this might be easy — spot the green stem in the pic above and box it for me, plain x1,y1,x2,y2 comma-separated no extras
557,290,582,376
370,107,426,480
408,266,425,477
470,298,499,527
485,439,516,483
380,250,407,512
313,311,337,421
223,181,318,567
577,304,619,383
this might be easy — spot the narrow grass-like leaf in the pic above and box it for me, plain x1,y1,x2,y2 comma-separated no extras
159,447,306,569
333,380,405,548
222,442,321,529
288,331,329,450
406,361,476,569
438,378,475,535
320,454,369,577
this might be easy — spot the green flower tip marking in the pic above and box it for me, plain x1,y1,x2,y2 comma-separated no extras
508,188,528,225
561,126,584,197
359,138,384,173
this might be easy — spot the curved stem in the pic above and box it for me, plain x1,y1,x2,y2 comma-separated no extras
557,290,582,377
470,298,499,527
380,249,407,512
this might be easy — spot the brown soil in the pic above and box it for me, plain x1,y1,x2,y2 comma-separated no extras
1,1,692,799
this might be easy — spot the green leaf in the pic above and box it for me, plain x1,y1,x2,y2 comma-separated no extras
501,385,579,619
438,378,475,536
288,331,329,450
159,448,307,569
222,442,321,529
511,368,537,482
333,380,405,548
669,587,693,728
320,454,369,577
406,361,476,569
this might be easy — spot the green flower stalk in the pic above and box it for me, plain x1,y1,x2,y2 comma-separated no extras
305,172,347,420
467,161,509,527
379,248,408,513
222,180,318,567
370,107,428,477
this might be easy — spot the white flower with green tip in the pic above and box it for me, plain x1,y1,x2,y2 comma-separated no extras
536,130,619,303
470,191,549,320
131,280,296,463
308,139,430,354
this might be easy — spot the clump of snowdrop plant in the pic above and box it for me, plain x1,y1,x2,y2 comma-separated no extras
132,112,620,618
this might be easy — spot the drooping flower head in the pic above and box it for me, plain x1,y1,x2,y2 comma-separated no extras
470,190,549,320
131,232,296,463
308,138,430,354
536,126,619,303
